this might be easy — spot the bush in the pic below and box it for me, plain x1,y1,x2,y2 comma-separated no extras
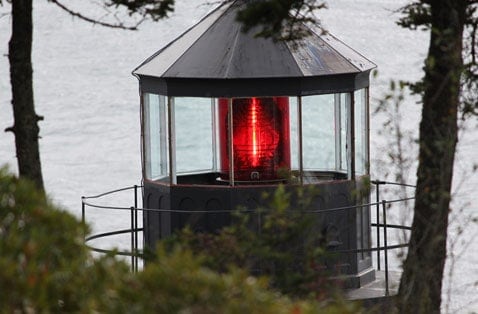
162,185,341,298
0,168,363,313
0,167,92,311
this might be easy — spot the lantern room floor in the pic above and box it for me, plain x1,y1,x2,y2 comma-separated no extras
345,270,400,301
169,171,348,186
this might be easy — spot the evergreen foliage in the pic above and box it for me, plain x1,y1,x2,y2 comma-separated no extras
107,0,175,21
235,0,326,41
0,168,363,313
161,185,341,298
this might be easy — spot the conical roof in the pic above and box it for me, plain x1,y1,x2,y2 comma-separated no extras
133,0,376,97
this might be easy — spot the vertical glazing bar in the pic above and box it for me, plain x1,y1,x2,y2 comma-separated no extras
376,182,381,270
168,97,177,185
228,98,234,186
334,94,341,171
159,96,168,176
211,98,218,171
297,96,303,185
139,93,146,179
382,200,389,296
349,92,355,180
365,88,371,175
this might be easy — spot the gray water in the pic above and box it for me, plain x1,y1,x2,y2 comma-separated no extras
0,1,476,312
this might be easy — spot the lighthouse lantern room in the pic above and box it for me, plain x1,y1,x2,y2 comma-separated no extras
133,0,376,288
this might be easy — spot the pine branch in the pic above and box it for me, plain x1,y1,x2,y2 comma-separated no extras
106,0,174,21
236,0,326,42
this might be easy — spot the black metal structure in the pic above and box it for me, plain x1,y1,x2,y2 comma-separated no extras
133,0,375,97
81,180,414,297
142,175,374,287
132,0,377,289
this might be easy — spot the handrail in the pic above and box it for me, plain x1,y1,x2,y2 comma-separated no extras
81,180,414,294
85,228,143,242
82,197,415,214
82,185,143,200
85,228,144,257
371,180,416,189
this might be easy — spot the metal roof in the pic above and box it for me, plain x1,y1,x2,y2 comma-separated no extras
133,0,376,97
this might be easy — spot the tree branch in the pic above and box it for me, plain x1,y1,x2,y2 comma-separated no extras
5,126,15,134
48,0,141,30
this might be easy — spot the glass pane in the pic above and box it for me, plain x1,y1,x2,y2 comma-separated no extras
174,97,213,173
143,93,168,180
340,93,349,172
302,94,335,171
354,89,368,175
289,97,298,171
217,97,290,182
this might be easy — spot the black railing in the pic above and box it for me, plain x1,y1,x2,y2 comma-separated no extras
81,180,414,295
82,185,142,272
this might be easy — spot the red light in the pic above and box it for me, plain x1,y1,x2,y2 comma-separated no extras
219,97,290,181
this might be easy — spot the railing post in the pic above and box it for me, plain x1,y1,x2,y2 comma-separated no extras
376,183,381,270
382,200,389,296
81,196,86,239
372,180,386,271
134,185,139,272
81,197,85,224
130,206,135,272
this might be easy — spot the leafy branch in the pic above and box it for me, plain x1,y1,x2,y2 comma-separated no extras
397,0,478,118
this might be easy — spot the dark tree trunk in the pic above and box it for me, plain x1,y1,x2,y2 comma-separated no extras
8,0,44,191
398,0,466,313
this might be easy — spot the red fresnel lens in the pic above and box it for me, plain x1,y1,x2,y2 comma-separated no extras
219,97,290,181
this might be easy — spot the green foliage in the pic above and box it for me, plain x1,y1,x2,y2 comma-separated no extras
103,0,327,41
109,246,301,313
397,2,431,31
104,245,363,313
0,168,362,313
0,167,128,312
162,185,341,298
236,0,327,41
0,167,90,311
397,0,478,118
107,0,175,21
